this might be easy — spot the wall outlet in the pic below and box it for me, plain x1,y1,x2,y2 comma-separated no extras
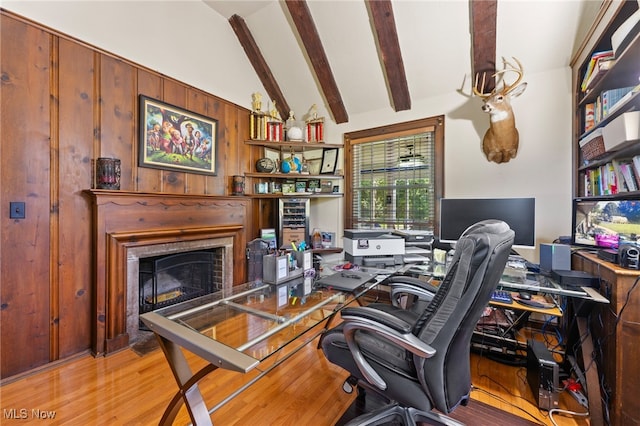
9,202,25,219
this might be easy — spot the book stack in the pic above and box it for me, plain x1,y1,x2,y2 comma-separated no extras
602,86,637,117
582,84,639,133
581,50,615,93
583,155,640,197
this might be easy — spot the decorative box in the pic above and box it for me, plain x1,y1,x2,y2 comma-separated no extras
282,182,296,194
320,180,333,192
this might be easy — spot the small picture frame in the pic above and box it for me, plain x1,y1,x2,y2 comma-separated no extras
320,148,339,174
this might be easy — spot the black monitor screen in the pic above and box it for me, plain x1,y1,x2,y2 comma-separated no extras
572,197,640,249
439,197,535,247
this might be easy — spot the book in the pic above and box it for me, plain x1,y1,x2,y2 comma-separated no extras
584,103,596,132
608,84,640,116
583,57,615,92
603,162,618,195
632,156,640,187
581,50,614,92
618,160,638,191
611,159,627,192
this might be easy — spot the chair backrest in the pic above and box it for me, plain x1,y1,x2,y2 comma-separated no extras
412,219,514,413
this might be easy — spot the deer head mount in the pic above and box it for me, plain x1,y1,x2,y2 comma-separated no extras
473,57,527,164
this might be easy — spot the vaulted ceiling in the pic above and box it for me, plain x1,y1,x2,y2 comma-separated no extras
204,0,596,125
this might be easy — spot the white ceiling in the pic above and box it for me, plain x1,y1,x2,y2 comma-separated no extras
203,0,601,122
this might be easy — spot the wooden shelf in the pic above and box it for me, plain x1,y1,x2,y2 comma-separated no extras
245,140,343,150
245,172,343,180
245,192,344,199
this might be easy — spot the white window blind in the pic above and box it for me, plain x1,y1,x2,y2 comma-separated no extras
351,132,435,230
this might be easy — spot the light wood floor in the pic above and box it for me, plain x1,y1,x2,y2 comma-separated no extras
0,334,590,426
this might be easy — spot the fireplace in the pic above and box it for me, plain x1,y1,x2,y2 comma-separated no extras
88,190,249,355
139,248,223,315
125,236,234,344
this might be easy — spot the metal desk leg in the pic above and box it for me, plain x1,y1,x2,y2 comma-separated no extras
156,335,218,426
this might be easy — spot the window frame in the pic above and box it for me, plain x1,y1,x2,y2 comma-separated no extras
343,116,445,233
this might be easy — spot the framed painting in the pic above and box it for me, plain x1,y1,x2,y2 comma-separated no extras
139,95,217,175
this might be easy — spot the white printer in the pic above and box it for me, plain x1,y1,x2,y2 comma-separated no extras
343,229,405,266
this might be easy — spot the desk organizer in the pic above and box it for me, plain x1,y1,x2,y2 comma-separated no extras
263,253,306,284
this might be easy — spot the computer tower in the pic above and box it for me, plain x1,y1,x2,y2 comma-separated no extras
526,339,559,410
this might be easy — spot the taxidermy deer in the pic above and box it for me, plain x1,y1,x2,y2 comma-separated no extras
473,57,527,164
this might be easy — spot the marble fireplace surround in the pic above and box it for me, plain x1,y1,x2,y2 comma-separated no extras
88,190,248,356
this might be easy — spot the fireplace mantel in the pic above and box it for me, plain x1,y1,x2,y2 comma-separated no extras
86,190,249,355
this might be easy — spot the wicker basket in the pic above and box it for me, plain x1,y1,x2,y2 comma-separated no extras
579,130,606,161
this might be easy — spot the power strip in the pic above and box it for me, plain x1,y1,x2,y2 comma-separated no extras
563,379,588,408
568,388,588,408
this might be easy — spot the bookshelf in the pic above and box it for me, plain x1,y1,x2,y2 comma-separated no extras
571,2,640,425
573,1,640,199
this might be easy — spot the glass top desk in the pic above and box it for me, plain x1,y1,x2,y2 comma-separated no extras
140,268,392,426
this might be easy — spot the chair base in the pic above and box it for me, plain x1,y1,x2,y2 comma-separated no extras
344,402,466,426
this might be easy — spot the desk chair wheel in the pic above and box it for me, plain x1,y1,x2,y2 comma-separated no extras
342,375,359,394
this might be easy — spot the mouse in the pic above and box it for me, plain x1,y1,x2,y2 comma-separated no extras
518,291,532,300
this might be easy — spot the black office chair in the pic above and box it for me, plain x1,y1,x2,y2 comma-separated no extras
320,220,515,425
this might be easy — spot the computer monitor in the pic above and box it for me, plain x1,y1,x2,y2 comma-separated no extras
572,197,640,250
439,197,536,248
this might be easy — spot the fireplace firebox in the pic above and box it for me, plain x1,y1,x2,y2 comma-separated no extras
139,249,223,316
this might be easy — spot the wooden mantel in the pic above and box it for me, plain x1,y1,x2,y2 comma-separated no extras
86,190,249,355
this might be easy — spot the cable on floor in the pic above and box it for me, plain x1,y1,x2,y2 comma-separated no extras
548,408,590,426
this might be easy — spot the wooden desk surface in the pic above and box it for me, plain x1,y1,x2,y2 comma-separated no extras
489,292,562,317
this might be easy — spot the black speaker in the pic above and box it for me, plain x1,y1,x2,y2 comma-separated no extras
619,245,640,269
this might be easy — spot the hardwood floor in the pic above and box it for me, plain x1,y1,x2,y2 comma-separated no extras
0,335,590,426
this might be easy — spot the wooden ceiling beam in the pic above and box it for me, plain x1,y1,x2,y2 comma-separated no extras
229,14,290,121
367,0,411,112
285,0,349,124
471,0,497,93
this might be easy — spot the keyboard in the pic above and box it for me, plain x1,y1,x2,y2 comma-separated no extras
490,290,513,304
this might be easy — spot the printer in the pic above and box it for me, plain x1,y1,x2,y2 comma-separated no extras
343,229,405,267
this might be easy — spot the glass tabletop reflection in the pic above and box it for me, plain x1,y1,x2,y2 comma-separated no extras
143,282,349,362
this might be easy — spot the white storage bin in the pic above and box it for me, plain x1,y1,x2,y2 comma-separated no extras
603,111,640,151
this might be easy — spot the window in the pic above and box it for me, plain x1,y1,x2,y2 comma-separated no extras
344,116,444,232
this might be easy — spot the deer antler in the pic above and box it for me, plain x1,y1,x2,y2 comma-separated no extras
494,57,524,95
473,56,523,98
472,71,493,99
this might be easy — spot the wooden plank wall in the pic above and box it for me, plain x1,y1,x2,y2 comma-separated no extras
0,11,256,379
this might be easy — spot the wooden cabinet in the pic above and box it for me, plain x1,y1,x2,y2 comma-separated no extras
572,1,640,199
572,251,640,425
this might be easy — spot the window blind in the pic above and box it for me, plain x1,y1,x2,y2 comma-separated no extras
351,132,435,230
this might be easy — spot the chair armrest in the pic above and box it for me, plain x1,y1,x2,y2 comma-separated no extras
385,275,439,307
340,306,436,390
341,306,412,333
